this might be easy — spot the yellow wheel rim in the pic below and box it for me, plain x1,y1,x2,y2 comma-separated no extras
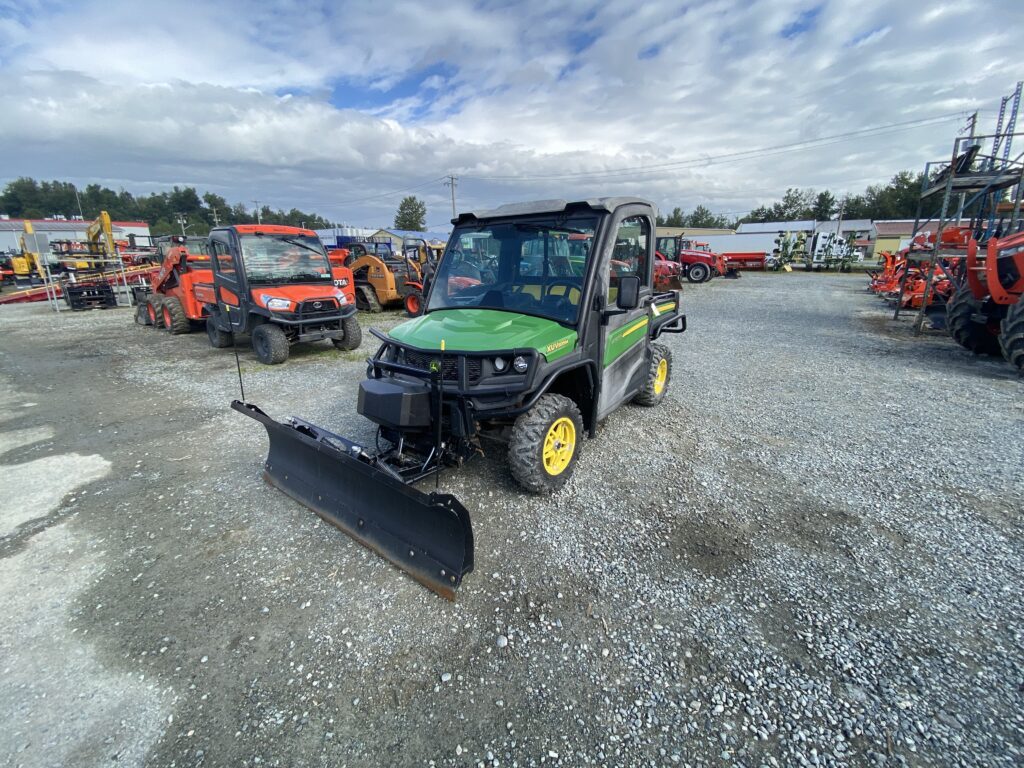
542,417,576,476
653,358,668,395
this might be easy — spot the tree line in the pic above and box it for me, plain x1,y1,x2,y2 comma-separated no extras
0,177,332,236
657,170,941,228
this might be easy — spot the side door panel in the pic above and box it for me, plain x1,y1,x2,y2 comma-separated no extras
210,232,246,331
596,209,654,418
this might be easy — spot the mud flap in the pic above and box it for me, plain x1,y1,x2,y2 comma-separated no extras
232,401,473,599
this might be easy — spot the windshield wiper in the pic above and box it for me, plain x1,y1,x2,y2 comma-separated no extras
279,237,327,257
288,272,330,281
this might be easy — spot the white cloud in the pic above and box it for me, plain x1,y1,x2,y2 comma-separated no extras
0,0,1021,225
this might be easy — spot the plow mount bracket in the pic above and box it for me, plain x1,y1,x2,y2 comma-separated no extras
232,400,474,599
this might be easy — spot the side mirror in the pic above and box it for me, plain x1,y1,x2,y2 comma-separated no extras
617,275,641,310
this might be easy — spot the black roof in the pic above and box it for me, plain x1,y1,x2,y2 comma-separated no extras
453,197,655,225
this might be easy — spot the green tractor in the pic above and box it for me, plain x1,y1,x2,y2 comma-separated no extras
234,198,686,597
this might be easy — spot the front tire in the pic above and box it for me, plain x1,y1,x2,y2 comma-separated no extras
946,283,1001,355
404,290,424,317
508,394,584,494
206,316,232,348
998,296,1024,372
331,315,363,351
161,296,191,334
686,263,710,284
135,303,152,326
251,323,289,365
634,343,672,406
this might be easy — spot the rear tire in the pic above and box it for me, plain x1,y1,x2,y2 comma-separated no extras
356,285,382,313
686,263,710,284
331,315,363,351
251,323,289,364
161,296,191,334
508,394,583,494
206,316,232,348
146,297,164,328
946,283,1001,355
404,290,424,317
998,296,1024,372
634,343,671,406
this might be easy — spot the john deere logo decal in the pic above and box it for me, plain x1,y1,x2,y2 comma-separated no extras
429,360,441,372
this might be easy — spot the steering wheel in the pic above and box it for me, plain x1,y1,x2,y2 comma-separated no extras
543,279,582,303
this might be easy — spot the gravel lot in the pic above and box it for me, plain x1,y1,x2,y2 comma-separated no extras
0,272,1021,768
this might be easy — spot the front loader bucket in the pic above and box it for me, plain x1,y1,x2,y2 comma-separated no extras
232,401,473,599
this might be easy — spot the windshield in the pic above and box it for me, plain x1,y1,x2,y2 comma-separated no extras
426,216,598,324
239,234,331,284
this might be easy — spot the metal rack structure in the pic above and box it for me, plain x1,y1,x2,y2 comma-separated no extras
893,81,1024,333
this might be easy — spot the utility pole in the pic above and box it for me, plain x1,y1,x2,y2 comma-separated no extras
444,175,458,218
176,213,188,236
251,200,262,224
211,208,220,226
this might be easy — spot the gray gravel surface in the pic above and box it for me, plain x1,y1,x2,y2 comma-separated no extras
0,272,1021,767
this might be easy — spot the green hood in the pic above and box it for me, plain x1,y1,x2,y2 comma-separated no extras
388,309,577,361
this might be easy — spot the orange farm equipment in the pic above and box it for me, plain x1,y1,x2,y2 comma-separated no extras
138,227,361,365
947,231,1024,368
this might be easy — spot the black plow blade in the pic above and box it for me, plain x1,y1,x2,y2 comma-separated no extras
232,401,474,599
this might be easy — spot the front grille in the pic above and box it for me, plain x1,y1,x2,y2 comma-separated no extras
299,298,339,318
403,350,482,383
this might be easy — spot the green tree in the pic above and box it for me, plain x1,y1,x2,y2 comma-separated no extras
810,190,836,220
685,205,730,228
394,196,427,230
664,206,685,227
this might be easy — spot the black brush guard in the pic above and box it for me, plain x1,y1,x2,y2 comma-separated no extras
232,401,473,599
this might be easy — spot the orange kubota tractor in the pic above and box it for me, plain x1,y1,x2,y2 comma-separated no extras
138,226,360,364
947,229,1024,369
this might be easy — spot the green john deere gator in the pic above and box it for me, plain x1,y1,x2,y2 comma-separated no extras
234,197,686,597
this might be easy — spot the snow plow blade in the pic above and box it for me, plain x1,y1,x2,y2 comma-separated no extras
232,401,473,599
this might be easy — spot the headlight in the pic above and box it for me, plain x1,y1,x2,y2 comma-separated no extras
262,295,292,311
513,355,529,374
493,356,507,373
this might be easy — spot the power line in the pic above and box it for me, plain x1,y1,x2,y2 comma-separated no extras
331,177,448,207
463,112,967,182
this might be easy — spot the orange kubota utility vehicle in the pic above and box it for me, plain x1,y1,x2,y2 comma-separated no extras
138,226,360,364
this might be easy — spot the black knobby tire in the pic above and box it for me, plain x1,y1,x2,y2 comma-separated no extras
135,303,151,326
946,283,1001,356
206,316,232,348
331,315,363,351
508,394,584,494
686,263,710,284
161,296,191,335
634,343,672,406
146,297,164,328
251,323,290,365
356,285,383,313
998,296,1024,372
404,290,424,317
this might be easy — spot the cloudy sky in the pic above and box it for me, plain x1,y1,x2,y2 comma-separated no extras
0,0,1020,229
